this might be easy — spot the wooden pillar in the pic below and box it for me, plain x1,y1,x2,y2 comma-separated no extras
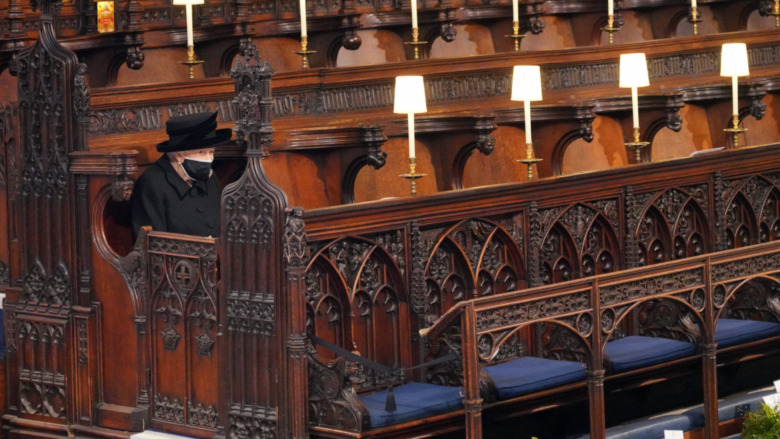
702,260,719,439
589,278,606,439
284,208,309,438
462,303,483,439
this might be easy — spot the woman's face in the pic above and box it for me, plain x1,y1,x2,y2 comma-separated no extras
179,148,215,162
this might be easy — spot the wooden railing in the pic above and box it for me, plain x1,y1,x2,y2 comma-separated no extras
421,239,780,439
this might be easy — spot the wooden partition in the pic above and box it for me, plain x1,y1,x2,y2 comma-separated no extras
4,0,780,438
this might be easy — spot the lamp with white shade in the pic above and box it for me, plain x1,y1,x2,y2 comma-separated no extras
721,43,750,148
173,0,205,79
394,76,428,195
511,65,543,180
619,53,651,163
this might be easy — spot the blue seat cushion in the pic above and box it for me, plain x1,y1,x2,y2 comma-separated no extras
605,336,696,373
360,382,463,429
482,356,586,400
574,414,693,439
683,388,776,428
714,318,780,348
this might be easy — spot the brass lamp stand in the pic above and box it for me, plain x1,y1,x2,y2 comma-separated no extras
506,20,524,52
601,14,619,44
723,115,746,148
625,127,650,163
294,35,317,69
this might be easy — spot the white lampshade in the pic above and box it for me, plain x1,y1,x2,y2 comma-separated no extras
394,76,427,114
511,66,543,102
619,53,650,88
720,43,750,77
173,0,204,5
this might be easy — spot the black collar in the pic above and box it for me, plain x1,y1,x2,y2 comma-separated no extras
155,157,207,199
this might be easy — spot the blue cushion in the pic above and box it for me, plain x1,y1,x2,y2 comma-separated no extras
360,382,463,429
574,414,694,439
482,356,586,400
683,389,776,428
714,318,780,348
605,336,696,373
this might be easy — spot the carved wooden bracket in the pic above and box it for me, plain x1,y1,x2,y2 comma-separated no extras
284,126,388,204
69,151,139,201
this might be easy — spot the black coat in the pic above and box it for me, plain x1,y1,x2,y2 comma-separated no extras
130,157,221,239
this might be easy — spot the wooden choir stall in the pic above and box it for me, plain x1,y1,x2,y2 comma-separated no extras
2,0,780,438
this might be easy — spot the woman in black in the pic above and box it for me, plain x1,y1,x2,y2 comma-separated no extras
130,111,232,239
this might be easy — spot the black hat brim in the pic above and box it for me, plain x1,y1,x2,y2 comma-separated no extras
156,128,233,153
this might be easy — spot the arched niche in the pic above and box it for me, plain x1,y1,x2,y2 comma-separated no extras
117,48,205,86
463,125,528,186
746,7,780,30
672,6,720,37
741,94,780,147
304,256,353,361
353,136,435,202
247,37,304,73
596,11,653,45
429,24,495,59
263,152,338,209
520,16,576,52
561,117,627,174
336,29,406,68
651,105,712,161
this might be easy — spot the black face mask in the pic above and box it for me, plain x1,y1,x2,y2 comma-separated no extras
182,158,212,182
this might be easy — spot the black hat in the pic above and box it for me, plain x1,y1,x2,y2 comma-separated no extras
156,111,233,153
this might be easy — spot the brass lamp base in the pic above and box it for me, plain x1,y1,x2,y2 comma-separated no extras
294,36,317,69
505,21,525,52
179,45,204,80
625,128,649,163
518,157,542,181
688,6,702,36
399,158,426,196
723,115,747,148
404,27,428,60
601,15,619,44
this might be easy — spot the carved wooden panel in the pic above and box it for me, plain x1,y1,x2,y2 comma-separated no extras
306,236,409,392
14,307,69,421
539,202,620,285
718,277,780,323
422,219,526,321
633,186,710,265
720,175,780,249
147,235,218,431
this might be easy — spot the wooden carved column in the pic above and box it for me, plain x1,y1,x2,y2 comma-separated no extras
220,44,305,438
0,103,9,292
4,0,98,431
283,208,309,438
